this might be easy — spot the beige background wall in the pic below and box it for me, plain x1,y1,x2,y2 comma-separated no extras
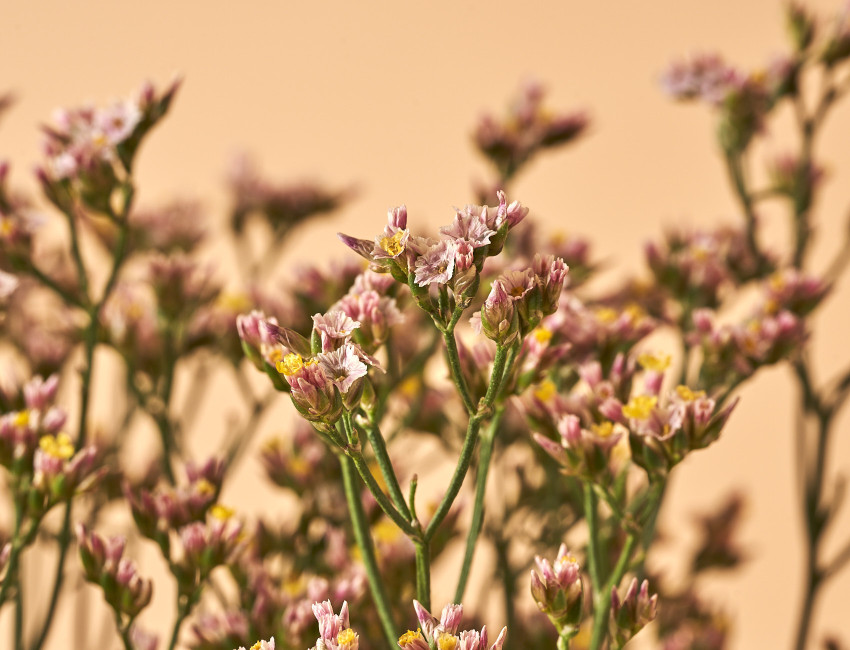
2,0,849,647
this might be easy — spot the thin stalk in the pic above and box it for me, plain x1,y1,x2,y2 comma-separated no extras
454,407,504,603
414,540,431,611
443,329,476,415
30,185,135,650
347,449,414,536
588,534,639,650
425,345,510,540
363,420,410,519
583,485,602,590
340,454,398,648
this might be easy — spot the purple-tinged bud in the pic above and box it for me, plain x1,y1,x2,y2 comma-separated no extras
530,544,583,635
337,232,376,262
480,280,518,346
786,3,816,52
610,578,657,647
439,603,464,635
312,310,360,352
388,204,407,229
281,355,343,426
692,308,714,333
532,254,569,316
23,374,59,411
557,414,582,446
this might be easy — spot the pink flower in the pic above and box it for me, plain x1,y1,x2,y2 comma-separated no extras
414,239,457,287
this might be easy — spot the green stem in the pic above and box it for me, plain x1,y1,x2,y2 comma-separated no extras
588,534,638,650
583,484,602,590
363,420,410,519
347,449,414,536
14,573,23,650
414,540,431,611
340,455,398,648
30,185,135,650
454,407,504,603
443,330,476,415
424,345,510,540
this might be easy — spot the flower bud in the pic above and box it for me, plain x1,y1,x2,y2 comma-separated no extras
480,280,518,346
610,578,657,647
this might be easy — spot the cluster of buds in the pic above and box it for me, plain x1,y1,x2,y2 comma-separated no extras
603,383,738,475
38,79,179,213
125,457,225,540
760,268,828,317
240,309,382,427
0,374,66,472
644,224,774,312
609,579,658,648
473,79,589,181
331,270,404,353
533,414,623,484
307,601,359,650
31,431,100,508
176,506,245,581
260,420,336,493
476,254,568,346
544,296,656,369
660,53,786,154
397,601,507,650
690,305,808,388
227,153,349,241
147,254,221,323
76,524,153,619
338,193,527,321
530,544,584,637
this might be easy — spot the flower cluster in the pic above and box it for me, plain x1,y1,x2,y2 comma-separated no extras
398,601,507,650
530,545,584,635
473,79,589,182
77,524,153,619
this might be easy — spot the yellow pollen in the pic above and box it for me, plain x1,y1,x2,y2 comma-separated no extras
622,395,658,420
39,432,74,460
282,575,305,596
533,327,553,344
277,353,304,376
509,285,526,297
638,352,671,373
194,478,216,497
12,410,30,428
534,379,557,403
337,628,357,646
217,291,252,313
400,375,421,398
373,519,401,544
675,385,705,402
380,230,406,256
210,504,235,521
764,298,780,315
0,219,13,237
398,630,424,646
250,643,262,650
287,455,311,478
594,307,618,324
438,635,459,650
590,422,614,438
557,553,577,566
769,272,787,292
625,303,646,321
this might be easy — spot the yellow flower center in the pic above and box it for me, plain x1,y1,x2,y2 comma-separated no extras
277,353,304,376
675,385,705,402
250,642,262,650
594,307,618,324
12,410,30,428
638,352,671,373
557,553,578,566
380,230,406,256
437,635,459,650
210,504,235,521
194,478,216,497
534,379,557,403
769,271,787,292
0,219,13,237
337,628,357,646
510,285,526,297
39,432,74,460
398,630,424,646
622,395,658,420
533,327,553,344
590,422,614,438
216,291,252,313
